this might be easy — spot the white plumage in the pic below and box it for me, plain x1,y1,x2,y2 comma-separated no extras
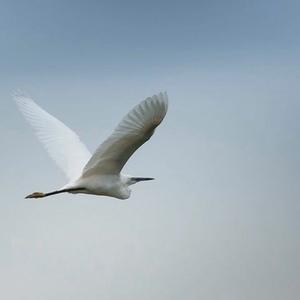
14,92,168,200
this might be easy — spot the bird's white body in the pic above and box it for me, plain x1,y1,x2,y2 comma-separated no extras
14,92,168,200
66,174,131,199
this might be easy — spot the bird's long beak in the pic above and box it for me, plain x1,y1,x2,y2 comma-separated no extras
129,177,155,185
134,177,155,181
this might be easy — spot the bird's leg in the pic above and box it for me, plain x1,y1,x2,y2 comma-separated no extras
25,188,85,199
25,190,64,199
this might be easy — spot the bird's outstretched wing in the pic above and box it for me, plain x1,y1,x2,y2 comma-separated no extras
82,92,168,177
14,94,91,181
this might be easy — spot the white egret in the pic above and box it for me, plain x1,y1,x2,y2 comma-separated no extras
14,92,168,200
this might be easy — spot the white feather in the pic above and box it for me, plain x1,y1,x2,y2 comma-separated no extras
14,94,91,181
82,92,168,177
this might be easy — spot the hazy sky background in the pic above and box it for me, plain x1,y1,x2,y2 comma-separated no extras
1,0,300,299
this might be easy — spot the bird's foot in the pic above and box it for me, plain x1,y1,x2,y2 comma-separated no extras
25,192,45,199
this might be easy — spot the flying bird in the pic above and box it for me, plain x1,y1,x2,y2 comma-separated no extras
14,92,168,200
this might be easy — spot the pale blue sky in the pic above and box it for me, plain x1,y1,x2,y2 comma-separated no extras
1,1,300,299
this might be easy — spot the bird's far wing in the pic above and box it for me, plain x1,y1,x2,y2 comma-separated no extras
82,92,168,177
14,94,91,181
